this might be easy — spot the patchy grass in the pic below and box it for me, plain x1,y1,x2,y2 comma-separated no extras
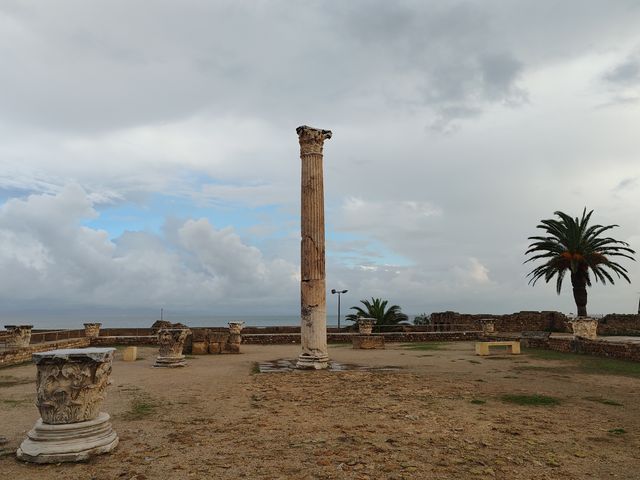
251,362,261,374
470,399,486,405
0,375,32,388
468,360,481,364
501,394,561,406
524,348,640,378
608,428,627,435
124,397,158,420
400,343,445,351
584,396,623,407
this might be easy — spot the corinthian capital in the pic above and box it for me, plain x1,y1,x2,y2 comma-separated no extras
296,125,332,155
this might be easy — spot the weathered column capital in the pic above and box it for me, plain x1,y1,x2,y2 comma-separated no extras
296,125,332,156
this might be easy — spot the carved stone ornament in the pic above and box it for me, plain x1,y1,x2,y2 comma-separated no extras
17,348,118,463
154,328,191,367
4,324,33,348
357,318,375,335
296,125,332,156
83,323,102,338
228,321,245,335
569,318,598,340
481,320,495,334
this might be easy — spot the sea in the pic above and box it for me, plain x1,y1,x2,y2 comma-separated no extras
1,313,380,330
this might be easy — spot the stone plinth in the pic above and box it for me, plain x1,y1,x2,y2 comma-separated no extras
4,325,33,348
358,318,375,335
296,125,332,370
83,323,102,338
154,328,191,367
17,348,118,463
123,346,137,361
569,318,598,340
352,335,385,349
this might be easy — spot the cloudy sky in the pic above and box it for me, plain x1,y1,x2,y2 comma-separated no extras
1,0,640,324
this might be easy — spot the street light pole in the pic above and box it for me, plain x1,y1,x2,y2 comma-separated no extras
331,289,348,330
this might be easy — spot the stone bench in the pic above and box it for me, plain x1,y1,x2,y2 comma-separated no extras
475,340,520,356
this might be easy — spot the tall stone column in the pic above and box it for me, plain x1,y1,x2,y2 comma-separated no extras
296,125,332,369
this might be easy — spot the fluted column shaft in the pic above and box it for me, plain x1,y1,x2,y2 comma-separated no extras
296,125,332,369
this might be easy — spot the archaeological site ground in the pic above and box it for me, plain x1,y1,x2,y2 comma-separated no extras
1,342,639,479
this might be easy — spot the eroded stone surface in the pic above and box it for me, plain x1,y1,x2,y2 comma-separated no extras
155,328,191,367
258,359,400,373
569,318,598,340
297,125,332,370
83,323,102,338
17,348,118,463
32,348,115,424
357,318,375,335
4,325,33,348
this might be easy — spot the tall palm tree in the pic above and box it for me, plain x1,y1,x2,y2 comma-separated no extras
346,297,409,329
525,209,635,317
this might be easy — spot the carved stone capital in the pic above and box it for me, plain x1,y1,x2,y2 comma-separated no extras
155,328,191,367
4,325,33,348
296,125,332,156
228,321,245,335
357,318,375,335
32,348,115,425
83,323,102,338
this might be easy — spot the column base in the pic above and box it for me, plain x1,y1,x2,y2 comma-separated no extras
296,352,329,370
17,412,118,464
154,355,187,367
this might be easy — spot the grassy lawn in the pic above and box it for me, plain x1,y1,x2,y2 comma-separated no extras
523,348,640,378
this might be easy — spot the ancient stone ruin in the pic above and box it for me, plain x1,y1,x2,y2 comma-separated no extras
17,348,118,463
154,327,191,367
353,318,385,349
83,322,102,338
297,125,332,369
4,324,33,348
569,318,598,340
226,321,244,353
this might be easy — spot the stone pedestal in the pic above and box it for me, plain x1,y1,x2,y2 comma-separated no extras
569,318,598,340
17,348,118,463
4,324,33,348
123,346,137,362
357,318,375,335
296,125,332,370
154,328,191,367
83,323,102,338
352,335,385,349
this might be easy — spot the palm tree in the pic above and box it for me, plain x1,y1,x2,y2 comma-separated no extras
525,209,635,317
346,297,409,329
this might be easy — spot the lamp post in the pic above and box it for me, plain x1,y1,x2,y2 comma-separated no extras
331,289,348,330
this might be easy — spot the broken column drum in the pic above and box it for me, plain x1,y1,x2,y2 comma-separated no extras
83,323,102,338
17,348,118,463
296,125,332,369
154,328,191,367
4,324,33,348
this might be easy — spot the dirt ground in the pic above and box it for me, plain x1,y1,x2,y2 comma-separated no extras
1,341,640,479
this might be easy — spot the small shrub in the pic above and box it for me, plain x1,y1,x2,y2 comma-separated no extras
608,428,627,435
470,399,486,405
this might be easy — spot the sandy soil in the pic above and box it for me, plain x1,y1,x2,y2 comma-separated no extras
1,342,639,479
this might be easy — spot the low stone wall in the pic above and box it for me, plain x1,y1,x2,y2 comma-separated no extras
242,331,481,345
598,314,640,336
0,337,91,368
431,311,570,333
500,334,640,363
90,336,157,346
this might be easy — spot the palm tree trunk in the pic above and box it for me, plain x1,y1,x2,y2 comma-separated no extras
571,272,588,317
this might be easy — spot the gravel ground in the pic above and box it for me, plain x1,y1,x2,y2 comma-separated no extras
1,341,639,479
